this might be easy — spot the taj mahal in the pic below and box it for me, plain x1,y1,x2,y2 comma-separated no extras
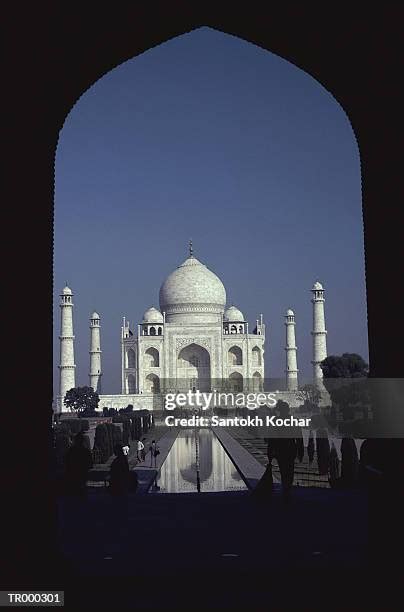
56,243,328,413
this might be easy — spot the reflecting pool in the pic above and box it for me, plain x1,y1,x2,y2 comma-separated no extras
151,428,248,493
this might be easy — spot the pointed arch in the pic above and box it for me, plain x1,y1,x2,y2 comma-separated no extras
252,346,262,367
229,371,243,393
127,373,136,394
253,371,263,392
145,373,160,394
127,348,136,368
177,343,211,392
228,345,242,366
145,346,159,367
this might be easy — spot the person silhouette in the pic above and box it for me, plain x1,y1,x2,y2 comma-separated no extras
149,440,160,467
267,401,300,503
109,445,130,496
141,438,147,462
64,432,93,496
136,439,145,462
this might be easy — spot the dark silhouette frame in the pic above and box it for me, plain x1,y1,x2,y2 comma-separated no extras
4,3,402,603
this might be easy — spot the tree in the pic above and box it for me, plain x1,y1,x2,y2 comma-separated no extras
119,404,134,414
54,431,71,470
320,354,369,426
64,386,99,414
320,354,368,380
113,415,131,445
93,423,110,463
296,384,322,413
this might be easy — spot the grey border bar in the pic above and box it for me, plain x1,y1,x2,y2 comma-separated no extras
0,592,64,607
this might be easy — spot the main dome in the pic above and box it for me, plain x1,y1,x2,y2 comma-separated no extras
159,255,226,324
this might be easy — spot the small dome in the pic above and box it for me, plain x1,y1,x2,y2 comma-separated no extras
62,286,72,295
312,281,323,290
91,311,100,319
224,305,245,322
286,308,294,316
143,307,164,324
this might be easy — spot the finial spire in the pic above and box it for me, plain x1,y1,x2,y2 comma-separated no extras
189,239,193,257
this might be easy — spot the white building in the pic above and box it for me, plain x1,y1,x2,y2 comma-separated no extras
56,246,329,412
100,246,266,411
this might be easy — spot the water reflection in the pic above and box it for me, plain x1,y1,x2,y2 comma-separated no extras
153,429,247,493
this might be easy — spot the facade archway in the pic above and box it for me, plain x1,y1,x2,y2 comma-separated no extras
127,373,136,394
145,373,160,394
252,346,262,367
177,343,211,392
127,348,136,369
228,346,242,366
229,371,243,393
253,371,263,392
145,347,159,367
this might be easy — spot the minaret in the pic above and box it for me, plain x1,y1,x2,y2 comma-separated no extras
58,285,76,412
285,309,298,391
89,311,102,393
311,281,327,380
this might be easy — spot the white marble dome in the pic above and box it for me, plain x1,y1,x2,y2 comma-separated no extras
62,286,72,295
312,281,323,290
143,307,164,324
224,305,245,322
91,311,100,319
286,308,294,316
159,256,226,323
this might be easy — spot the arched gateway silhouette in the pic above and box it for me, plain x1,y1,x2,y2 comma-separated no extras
54,25,368,394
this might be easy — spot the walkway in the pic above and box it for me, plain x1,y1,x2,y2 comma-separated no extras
57,485,369,609
56,424,377,608
87,425,173,487
223,425,331,487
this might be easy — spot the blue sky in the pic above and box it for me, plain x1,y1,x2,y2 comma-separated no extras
54,27,368,395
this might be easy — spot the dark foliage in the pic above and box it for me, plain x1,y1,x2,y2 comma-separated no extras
103,407,118,417
112,424,123,448
57,419,88,435
112,416,130,445
81,434,91,451
296,385,321,412
321,353,369,379
93,423,110,463
64,386,100,413
54,432,71,469
105,423,114,457
119,404,134,414
80,409,98,418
